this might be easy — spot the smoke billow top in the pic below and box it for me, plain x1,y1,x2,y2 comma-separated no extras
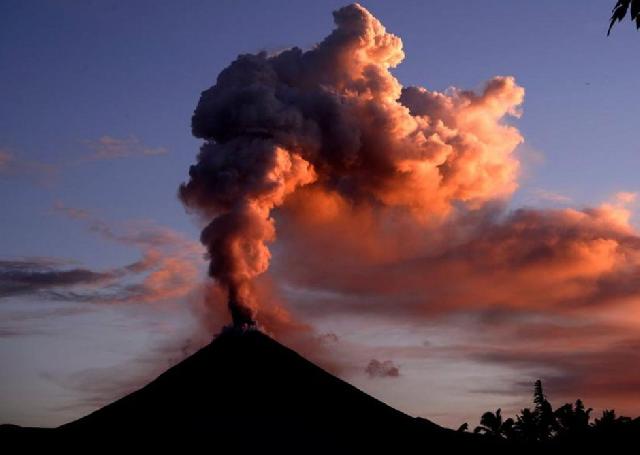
179,3,524,327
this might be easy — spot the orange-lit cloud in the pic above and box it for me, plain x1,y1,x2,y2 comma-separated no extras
7,203,209,306
277,195,640,316
180,3,524,324
450,312,640,416
173,2,640,414
270,190,640,414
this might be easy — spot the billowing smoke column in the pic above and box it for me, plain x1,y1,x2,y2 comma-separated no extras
179,3,524,327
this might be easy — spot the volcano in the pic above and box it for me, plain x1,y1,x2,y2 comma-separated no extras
1,329,500,452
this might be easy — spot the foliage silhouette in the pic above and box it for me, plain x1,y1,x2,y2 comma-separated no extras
554,399,592,437
533,379,555,440
513,407,539,443
593,409,632,429
473,408,515,439
608,0,640,35
474,379,640,449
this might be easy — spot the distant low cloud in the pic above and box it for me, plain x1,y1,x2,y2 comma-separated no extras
530,188,572,204
438,309,640,415
0,149,12,170
318,332,339,344
0,325,47,338
365,359,400,378
0,148,58,185
81,135,168,161
0,303,96,340
0,258,116,299
0,204,205,306
614,191,636,204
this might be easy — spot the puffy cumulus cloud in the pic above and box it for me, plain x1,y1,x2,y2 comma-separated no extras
365,359,400,378
398,76,523,211
180,3,524,325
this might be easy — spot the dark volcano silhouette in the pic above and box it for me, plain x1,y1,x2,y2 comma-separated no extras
1,329,502,452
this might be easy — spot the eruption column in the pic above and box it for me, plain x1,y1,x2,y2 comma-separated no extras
179,3,523,326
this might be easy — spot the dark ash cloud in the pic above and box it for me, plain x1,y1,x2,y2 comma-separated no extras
365,359,400,378
0,259,116,299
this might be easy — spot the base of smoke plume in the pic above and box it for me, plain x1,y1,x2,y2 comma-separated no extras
220,321,259,336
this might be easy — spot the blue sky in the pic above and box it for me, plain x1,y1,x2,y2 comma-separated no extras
1,0,639,428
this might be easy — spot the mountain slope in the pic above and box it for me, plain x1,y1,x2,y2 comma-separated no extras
4,329,498,452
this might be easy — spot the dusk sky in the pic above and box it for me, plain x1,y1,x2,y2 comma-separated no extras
1,1,640,428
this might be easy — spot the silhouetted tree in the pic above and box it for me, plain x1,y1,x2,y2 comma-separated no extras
474,408,514,439
507,380,557,442
608,0,640,34
456,422,469,432
474,380,640,447
593,409,632,429
533,379,556,440
554,399,592,437
513,407,539,443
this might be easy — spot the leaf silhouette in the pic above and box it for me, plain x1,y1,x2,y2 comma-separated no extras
608,0,640,34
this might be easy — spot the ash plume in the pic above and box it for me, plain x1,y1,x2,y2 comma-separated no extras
179,3,524,327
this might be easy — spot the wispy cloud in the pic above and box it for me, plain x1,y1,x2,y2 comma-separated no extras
81,135,168,161
1,204,205,306
0,148,59,185
446,311,640,414
0,258,117,299
529,188,572,204
1,136,167,187
0,149,12,170
42,335,205,414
